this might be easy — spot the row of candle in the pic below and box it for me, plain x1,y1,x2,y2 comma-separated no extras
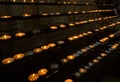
1,21,120,66
27,30,120,82
64,41,120,82
0,1,115,7
0,16,117,41
0,9,113,19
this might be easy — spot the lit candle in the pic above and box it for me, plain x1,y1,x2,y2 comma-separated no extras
2,57,14,64
109,34,115,38
100,53,107,57
64,79,73,82
61,58,69,64
13,53,25,60
69,23,75,26
1,16,11,18
67,55,75,60
41,45,49,50
38,68,48,76
48,43,56,47
0,34,11,40
33,48,42,53
59,24,66,28
81,48,87,52
92,59,99,63
42,13,48,16
23,13,31,17
79,68,87,73
15,32,26,37
28,73,39,81
50,26,58,30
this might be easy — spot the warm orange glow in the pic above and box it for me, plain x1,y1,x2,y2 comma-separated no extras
100,53,107,57
81,48,87,52
1,15,11,18
72,36,79,39
78,34,84,37
59,24,66,28
56,12,61,15
33,48,42,53
111,44,119,49
2,57,14,64
87,31,93,34
79,68,87,73
109,34,115,38
13,53,25,60
67,11,72,14
0,34,11,40
23,13,31,17
50,26,58,30
74,11,78,14
69,23,75,26
93,59,99,63
67,55,75,60
64,79,73,82
61,58,69,64
28,73,39,81
68,37,74,41
15,32,26,37
38,68,48,76
83,33,88,36
89,45,95,48
41,45,49,50
48,43,56,47
42,13,48,16
99,37,109,43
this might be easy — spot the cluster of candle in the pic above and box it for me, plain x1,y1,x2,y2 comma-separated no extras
50,16,117,30
0,16,117,41
65,41,120,82
68,31,92,41
0,32,26,40
7,0,114,7
0,9,113,19
1,21,120,65
26,30,120,82
28,68,48,81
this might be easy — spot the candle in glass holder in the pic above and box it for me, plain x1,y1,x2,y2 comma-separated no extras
61,58,69,64
64,79,73,82
48,43,56,47
92,59,99,63
28,73,39,81
100,53,107,57
67,55,75,60
41,45,49,50
59,24,66,28
2,57,14,64
69,23,75,26
15,32,26,37
13,53,25,60
0,34,11,40
38,68,48,76
23,13,31,17
50,26,58,30
79,68,87,73
33,48,42,53
1,15,11,18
